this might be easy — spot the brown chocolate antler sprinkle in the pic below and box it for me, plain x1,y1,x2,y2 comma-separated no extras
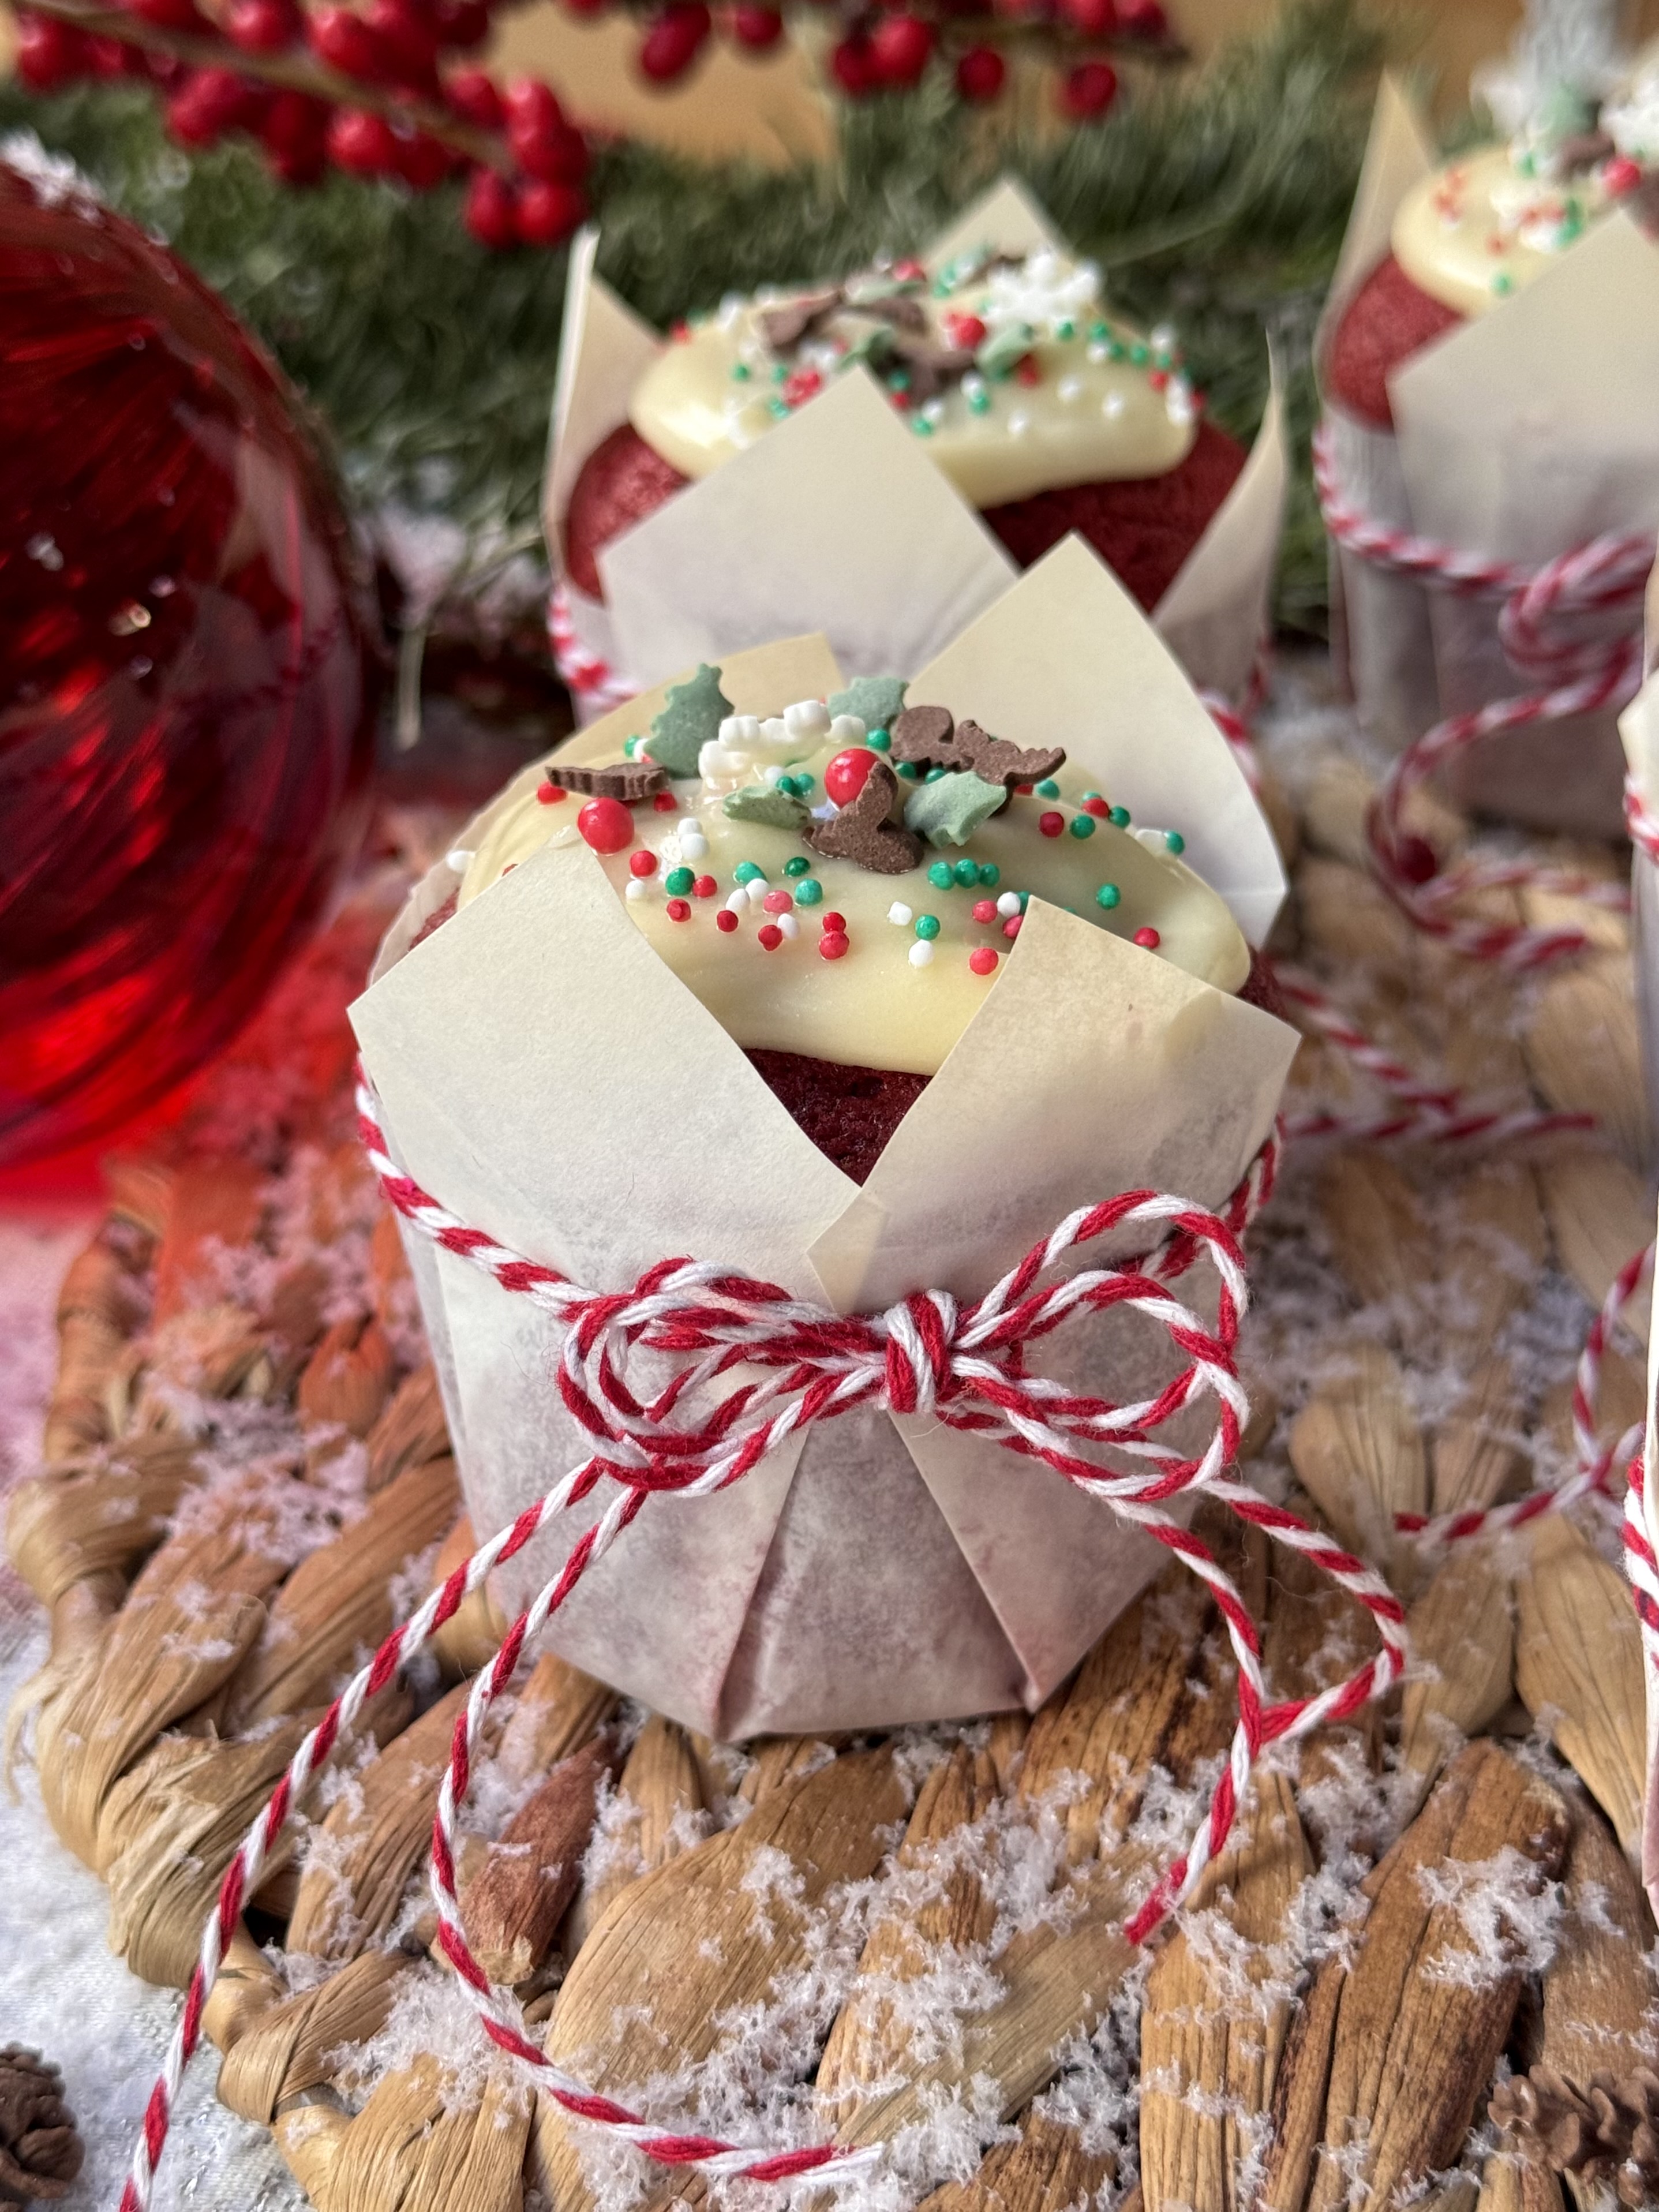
757,285,845,351
889,706,1066,792
0,2048,84,2207
542,761,667,803
1491,2067,1659,2204
806,757,922,875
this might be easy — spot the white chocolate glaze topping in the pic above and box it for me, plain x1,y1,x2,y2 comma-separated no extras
628,245,1199,510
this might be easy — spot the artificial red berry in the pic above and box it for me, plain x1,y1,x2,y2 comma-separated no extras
1059,58,1117,118
445,65,503,124
15,13,88,88
227,0,302,48
830,33,875,93
311,3,387,77
510,117,588,183
503,76,562,132
166,68,260,146
266,133,328,182
516,178,587,244
578,796,635,852
731,5,783,46
1118,0,1166,33
638,1,710,80
824,747,880,806
261,87,329,155
84,33,128,76
1061,0,1116,32
954,44,1003,100
868,10,933,84
327,105,398,171
365,0,439,84
391,126,452,185
435,0,489,44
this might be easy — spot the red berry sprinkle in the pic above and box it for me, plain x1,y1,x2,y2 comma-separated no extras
1038,811,1065,838
761,888,793,914
629,849,658,878
1134,926,1161,949
653,791,679,812
1002,915,1022,940
757,923,784,950
824,748,879,807
665,897,691,921
536,780,566,805
968,946,998,976
716,909,740,934
818,930,850,960
693,874,717,898
971,898,998,923
578,796,634,853
820,911,847,934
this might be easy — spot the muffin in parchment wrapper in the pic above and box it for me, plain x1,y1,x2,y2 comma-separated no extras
1322,75,1659,838
352,542,1296,1737
1619,563,1659,1165
545,177,1287,723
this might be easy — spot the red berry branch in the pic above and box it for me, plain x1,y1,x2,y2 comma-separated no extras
8,0,1178,250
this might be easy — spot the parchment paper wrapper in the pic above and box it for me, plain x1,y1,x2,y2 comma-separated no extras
1322,77,1659,838
352,541,1295,1737
1643,1189,1659,1918
544,178,1287,721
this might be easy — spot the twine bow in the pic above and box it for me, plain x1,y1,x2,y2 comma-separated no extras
1313,420,1652,970
118,1077,1416,2212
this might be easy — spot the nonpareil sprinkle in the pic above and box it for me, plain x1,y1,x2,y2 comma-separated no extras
1134,926,1161,949
953,857,979,886
665,898,691,922
928,860,954,889
664,865,695,896
913,913,941,940
794,877,823,905
783,855,810,877
693,874,717,898
758,923,784,950
1095,882,1121,909
733,861,766,885
536,781,566,805
1035,778,1061,799
1165,830,1185,854
1108,805,1130,828
629,850,658,878
716,909,739,934
1068,814,1095,840
1038,811,1065,838
818,930,849,960
972,898,997,923
968,946,998,976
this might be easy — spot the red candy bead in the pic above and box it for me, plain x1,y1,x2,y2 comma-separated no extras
1606,155,1643,197
1133,926,1160,949
665,897,691,921
652,789,678,811
716,908,740,933
818,930,850,960
1002,915,1022,940
1038,810,1065,837
693,874,717,897
820,911,847,934
757,922,784,950
578,796,634,852
968,946,998,976
1082,795,1111,817
971,898,997,923
824,747,879,806
946,312,988,350
535,779,566,804
761,887,793,912
629,849,657,877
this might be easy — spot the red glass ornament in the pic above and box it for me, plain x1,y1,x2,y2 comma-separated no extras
0,163,377,1167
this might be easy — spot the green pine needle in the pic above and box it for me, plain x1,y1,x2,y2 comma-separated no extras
0,0,1393,631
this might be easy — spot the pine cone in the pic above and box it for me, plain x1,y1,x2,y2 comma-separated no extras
1491,2068,1605,2174
0,2049,83,2206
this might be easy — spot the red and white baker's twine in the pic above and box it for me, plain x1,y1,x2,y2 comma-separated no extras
1313,422,1652,971
122,1086,1423,2212
548,584,642,716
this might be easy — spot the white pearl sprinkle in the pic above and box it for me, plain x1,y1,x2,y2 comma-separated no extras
887,901,914,926
678,826,708,860
1087,341,1110,365
725,889,748,914
1103,391,1126,421
761,763,786,787
1008,410,1031,437
1150,321,1177,354
995,891,1021,918
746,882,770,909
961,371,987,404
625,878,649,902
921,398,946,426
445,848,474,874
1057,375,1084,404
777,912,800,940
909,940,935,968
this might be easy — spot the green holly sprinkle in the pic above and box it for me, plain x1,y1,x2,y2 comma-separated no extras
1096,882,1121,909
733,860,766,884
1069,814,1096,839
953,857,979,886
646,662,732,777
1035,778,1061,799
828,675,908,729
724,787,808,830
783,855,810,877
794,877,823,905
1109,804,1130,828
928,859,954,889
665,866,695,896
914,914,941,941
1165,830,1185,855
902,770,1008,849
